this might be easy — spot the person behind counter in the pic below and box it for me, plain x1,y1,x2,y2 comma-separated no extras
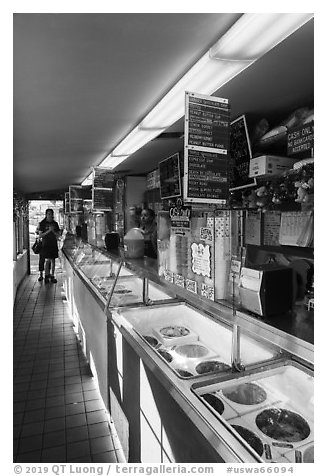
36,208,61,283
139,207,157,258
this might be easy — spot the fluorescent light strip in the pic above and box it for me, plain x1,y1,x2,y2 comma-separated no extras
91,13,313,173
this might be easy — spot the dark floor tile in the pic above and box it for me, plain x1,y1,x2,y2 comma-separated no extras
19,434,43,453
43,416,66,433
41,445,66,463
83,390,99,401
66,425,89,443
67,440,90,460
65,383,83,394
15,450,42,463
70,454,93,463
25,398,46,411
85,399,104,413
20,421,44,437
88,422,111,439
45,405,66,420
23,408,45,424
46,385,65,397
92,450,118,463
65,401,85,416
86,410,108,425
46,395,65,407
90,435,115,455
13,412,24,426
65,391,84,404
66,413,87,429
43,429,66,449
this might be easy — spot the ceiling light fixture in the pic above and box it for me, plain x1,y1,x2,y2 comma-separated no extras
88,13,313,175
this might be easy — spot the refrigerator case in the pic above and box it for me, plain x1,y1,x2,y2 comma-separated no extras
194,363,313,463
115,302,280,380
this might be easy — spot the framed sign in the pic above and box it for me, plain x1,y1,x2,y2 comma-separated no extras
159,153,181,199
92,188,113,211
93,167,114,188
184,91,230,204
69,185,84,213
230,115,256,190
185,91,230,152
92,167,114,211
184,148,229,204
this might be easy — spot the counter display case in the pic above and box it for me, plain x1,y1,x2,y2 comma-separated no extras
61,235,314,463
193,362,314,463
113,303,281,380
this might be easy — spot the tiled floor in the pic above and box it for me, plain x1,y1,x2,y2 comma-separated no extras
13,255,125,463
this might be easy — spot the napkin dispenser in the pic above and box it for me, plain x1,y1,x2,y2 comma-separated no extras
239,264,293,317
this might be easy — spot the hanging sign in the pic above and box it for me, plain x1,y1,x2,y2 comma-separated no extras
185,92,230,151
93,167,115,188
69,185,84,213
229,115,256,190
92,188,114,211
184,91,230,204
159,153,181,199
92,167,114,211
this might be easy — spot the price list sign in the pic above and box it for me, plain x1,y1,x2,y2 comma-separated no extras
185,92,230,151
69,185,84,214
92,167,114,211
159,153,181,199
184,92,230,204
93,167,115,188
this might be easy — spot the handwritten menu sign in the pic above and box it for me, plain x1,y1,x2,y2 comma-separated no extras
287,121,314,157
69,186,84,214
185,92,230,151
184,148,229,203
92,188,113,211
93,167,115,188
159,153,181,199
184,91,230,204
230,115,256,190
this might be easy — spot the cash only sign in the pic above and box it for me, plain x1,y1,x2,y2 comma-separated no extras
184,91,230,204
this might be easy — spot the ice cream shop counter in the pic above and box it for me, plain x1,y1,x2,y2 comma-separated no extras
61,235,314,464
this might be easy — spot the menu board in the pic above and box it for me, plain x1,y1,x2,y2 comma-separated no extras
185,92,230,151
229,115,256,190
69,185,84,213
159,153,181,199
184,91,230,204
184,148,229,203
93,167,115,188
92,188,113,211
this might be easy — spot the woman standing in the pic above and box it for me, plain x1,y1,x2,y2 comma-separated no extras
139,208,157,258
36,209,60,283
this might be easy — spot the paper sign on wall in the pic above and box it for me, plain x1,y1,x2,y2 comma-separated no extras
191,243,211,277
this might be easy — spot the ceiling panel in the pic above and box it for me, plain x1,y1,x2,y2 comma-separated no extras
13,14,313,196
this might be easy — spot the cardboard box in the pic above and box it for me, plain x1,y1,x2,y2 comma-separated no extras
249,155,297,178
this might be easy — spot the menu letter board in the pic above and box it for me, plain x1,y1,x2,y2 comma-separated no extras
93,167,115,188
185,92,230,151
69,185,84,213
159,153,181,199
92,167,114,211
230,115,256,190
184,91,230,204
92,188,113,211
